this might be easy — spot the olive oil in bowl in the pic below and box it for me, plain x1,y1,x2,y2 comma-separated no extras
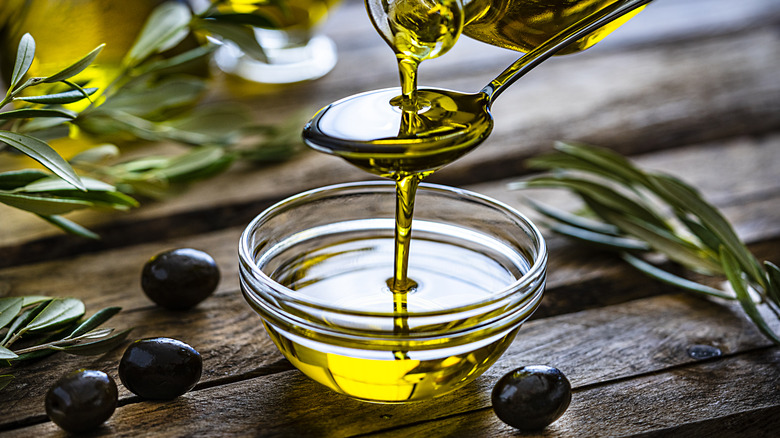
239,182,547,402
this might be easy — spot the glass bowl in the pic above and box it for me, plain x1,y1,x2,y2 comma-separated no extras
239,181,547,402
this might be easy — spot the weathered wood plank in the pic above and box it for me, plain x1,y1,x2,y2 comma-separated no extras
3,294,778,436
629,405,780,438
1,16,778,261
360,348,780,438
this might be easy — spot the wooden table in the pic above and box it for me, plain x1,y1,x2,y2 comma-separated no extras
2,0,779,435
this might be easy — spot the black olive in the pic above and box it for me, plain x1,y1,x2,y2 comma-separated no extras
141,248,220,310
119,337,202,400
491,365,572,431
45,369,118,433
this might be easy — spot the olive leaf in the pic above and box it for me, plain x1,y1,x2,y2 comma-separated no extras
0,170,49,190
0,192,94,216
195,19,268,61
722,248,780,344
0,346,18,360
1,300,51,346
38,215,100,240
9,33,35,90
16,87,98,105
1,175,139,216
131,45,215,77
546,221,650,251
67,307,121,339
519,176,670,231
24,298,85,333
124,1,192,65
0,298,24,330
0,131,85,191
513,141,780,344
765,261,780,305
69,144,120,164
621,253,732,299
0,108,77,120
42,44,105,84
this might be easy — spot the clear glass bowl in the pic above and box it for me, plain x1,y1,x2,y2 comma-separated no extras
239,181,547,402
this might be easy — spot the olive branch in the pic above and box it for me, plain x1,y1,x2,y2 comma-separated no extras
0,1,303,238
0,296,130,392
510,141,780,344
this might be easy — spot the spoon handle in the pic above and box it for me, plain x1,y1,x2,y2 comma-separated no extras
481,0,654,104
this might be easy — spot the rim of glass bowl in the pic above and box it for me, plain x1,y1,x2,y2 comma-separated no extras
238,180,547,319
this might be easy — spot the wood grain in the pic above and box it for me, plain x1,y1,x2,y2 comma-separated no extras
3,294,777,436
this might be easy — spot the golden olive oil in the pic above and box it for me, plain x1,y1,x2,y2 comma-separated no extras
261,231,529,402
462,0,643,53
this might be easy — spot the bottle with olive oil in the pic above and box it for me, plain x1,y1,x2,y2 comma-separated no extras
462,0,643,53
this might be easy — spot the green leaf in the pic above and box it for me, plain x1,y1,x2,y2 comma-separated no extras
0,170,48,190
605,212,723,273
554,141,653,186
197,20,267,62
38,215,100,240
10,33,35,90
0,191,93,215
11,349,56,362
24,298,85,333
54,328,132,356
0,108,77,120
155,146,234,182
15,116,71,135
16,87,98,104
132,45,215,77
520,176,671,231
0,346,18,360
163,103,252,142
95,77,206,117
22,296,51,306
62,80,95,102
621,253,733,299
650,174,765,286
1,300,50,345
43,44,105,83
676,213,722,254
550,221,650,250
68,307,121,338
21,176,116,193
125,2,192,65
0,131,85,191
764,261,780,305
518,194,622,235
722,247,780,344
69,144,120,164
0,298,23,330
0,374,13,391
